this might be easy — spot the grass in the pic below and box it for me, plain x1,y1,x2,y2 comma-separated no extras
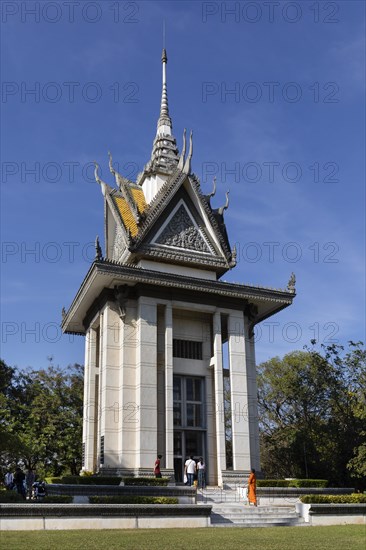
1,525,365,550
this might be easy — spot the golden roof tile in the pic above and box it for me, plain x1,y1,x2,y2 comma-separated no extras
114,196,138,237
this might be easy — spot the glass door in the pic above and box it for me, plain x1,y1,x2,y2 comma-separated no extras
173,375,206,482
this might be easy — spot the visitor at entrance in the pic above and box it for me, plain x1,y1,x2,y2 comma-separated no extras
197,457,206,488
4,469,14,490
184,455,196,486
247,468,257,506
154,454,162,478
26,468,36,499
14,467,26,499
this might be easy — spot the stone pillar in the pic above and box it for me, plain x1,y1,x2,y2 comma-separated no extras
119,300,138,472
82,327,97,472
213,311,226,485
99,305,121,469
136,297,158,471
246,326,261,471
165,303,174,470
228,311,250,471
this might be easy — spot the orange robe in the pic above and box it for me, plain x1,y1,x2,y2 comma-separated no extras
248,472,257,505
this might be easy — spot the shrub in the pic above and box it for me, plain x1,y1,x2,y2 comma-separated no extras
89,496,178,504
45,477,62,484
58,476,122,485
0,491,24,503
290,479,328,488
257,480,289,487
257,479,328,488
301,494,366,504
123,477,170,486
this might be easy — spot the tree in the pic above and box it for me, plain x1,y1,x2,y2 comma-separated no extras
344,342,366,479
0,360,83,478
0,360,24,463
257,342,366,487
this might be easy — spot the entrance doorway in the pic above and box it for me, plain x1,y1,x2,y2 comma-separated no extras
173,375,206,482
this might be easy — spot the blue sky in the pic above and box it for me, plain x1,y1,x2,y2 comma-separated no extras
1,0,365,370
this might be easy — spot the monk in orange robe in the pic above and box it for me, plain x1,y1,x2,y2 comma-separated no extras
248,468,257,506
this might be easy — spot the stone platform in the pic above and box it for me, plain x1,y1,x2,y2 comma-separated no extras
0,504,212,530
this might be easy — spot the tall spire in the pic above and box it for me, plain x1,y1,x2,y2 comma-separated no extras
157,47,172,134
143,46,179,178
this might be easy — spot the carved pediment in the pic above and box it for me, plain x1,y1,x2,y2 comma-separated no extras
154,203,212,254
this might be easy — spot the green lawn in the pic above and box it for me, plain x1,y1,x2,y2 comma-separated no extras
1,525,365,550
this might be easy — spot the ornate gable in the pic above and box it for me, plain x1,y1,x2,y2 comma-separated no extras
153,201,214,255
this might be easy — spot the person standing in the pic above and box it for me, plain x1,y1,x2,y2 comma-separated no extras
14,467,26,499
184,456,196,487
26,468,36,499
154,454,162,478
197,457,206,489
4,469,14,490
247,468,257,506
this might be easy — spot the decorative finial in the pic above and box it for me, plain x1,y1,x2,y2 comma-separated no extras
287,272,296,293
95,236,103,261
218,190,230,215
62,307,66,319
108,151,115,176
209,177,217,199
183,130,193,174
230,244,237,268
94,161,108,197
177,128,187,171
94,161,101,184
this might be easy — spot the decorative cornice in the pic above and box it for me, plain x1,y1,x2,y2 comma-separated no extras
62,259,296,331
136,245,228,268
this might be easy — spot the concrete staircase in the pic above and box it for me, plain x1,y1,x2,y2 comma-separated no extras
197,488,306,528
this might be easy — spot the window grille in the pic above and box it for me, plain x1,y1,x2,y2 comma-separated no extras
173,339,203,360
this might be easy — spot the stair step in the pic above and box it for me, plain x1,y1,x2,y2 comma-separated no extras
212,522,303,528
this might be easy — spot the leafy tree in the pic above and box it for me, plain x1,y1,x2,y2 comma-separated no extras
257,342,366,487
0,360,83,478
344,342,366,479
0,360,24,462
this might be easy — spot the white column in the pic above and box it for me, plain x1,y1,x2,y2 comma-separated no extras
136,297,158,469
213,311,226,484
99,305,121,469
165,303,174,469
228,311,250,471
83,327,98,472
246,327,261,470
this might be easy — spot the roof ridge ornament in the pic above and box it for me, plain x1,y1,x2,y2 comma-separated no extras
177,128,187,171
209,177,217,199
183,130,193,174
108,151,116,177
94,161,108,197
218,190,230,215
287,272,296,293
230,244,237,268
95,235,103,260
